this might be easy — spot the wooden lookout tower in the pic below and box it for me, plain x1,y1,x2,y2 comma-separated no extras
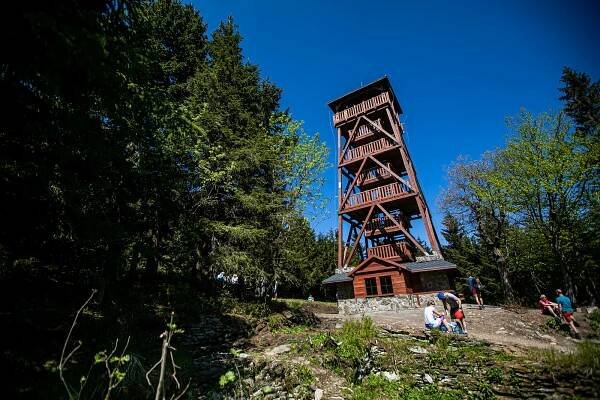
324,77,457,302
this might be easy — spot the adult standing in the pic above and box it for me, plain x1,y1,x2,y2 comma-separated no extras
437,291,467,334
467,275,484,309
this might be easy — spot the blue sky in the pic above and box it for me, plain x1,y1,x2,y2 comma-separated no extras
194,0,600,240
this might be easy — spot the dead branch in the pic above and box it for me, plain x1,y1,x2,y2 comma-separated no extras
59,289,97,400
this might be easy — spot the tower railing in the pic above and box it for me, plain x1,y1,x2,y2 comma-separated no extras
358,163,392,185
344,137,395,162
365,214,403,233
333,92,390,124
367,242,413,260
346,181,409,209
354,118,382,140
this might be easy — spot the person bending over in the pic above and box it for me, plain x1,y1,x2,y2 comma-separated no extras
437,291,467,334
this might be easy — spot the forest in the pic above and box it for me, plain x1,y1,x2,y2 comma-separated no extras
1,1,598,399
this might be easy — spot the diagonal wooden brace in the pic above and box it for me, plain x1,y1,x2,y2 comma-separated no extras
375,204,429,256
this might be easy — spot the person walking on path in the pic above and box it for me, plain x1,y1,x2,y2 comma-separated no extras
437,291,467,334
424,299,452,332
467,275,484,309
555,289,580,337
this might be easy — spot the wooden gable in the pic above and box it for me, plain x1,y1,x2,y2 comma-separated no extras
349,255,404,277
350,256,411,297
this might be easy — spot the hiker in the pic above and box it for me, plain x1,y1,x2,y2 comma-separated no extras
424,299,452,332
437,291,467,334
555,289,580,336
538,294,560,319
467,275,484,309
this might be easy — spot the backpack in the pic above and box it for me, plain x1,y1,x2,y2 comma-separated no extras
466,276,476,288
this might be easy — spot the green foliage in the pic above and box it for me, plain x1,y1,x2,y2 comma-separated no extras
335,318,378,361
348,374,464,400
0,0,331,304
443,107,599,305
284,364,315,389
485,367,504,384
218,370,236,387
588,309,600,333
560,67,600,139
545,317,562,331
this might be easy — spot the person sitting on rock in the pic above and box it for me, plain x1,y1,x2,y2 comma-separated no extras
538,294,560,319
424,299,451,332
437,291,467,334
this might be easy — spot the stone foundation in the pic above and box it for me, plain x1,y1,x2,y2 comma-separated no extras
338,295,419,315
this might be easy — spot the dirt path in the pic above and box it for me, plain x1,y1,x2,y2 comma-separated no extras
317,305,582,352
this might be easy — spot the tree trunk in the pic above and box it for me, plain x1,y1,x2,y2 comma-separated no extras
144,230,160,282
493,246,514,302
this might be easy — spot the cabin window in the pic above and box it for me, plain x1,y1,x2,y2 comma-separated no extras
379,276,393,295
365,278,378,296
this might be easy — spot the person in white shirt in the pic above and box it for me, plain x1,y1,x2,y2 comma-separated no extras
424,299,451,331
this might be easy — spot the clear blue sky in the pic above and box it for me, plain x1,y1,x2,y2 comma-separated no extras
194,0,600,240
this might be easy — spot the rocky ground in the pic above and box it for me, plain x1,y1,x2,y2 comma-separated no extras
179,300,600,400
320,304,592,352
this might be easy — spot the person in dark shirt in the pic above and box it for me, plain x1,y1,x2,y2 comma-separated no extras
467,275,484,310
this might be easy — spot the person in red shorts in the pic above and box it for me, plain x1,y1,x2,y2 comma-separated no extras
555,289,580,337
538,294,560,319
467,275,484,309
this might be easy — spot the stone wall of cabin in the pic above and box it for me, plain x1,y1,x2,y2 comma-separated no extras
337,295,418,315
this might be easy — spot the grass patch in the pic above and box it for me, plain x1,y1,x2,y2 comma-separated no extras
532,341,600,375
347,374,465,400
275,325,312,334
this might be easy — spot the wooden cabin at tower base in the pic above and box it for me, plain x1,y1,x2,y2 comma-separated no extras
323,256,457,300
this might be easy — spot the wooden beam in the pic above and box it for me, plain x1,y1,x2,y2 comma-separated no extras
385,108,403,143
367,155,413,191
343,205,375,268
376,204,429,256
363,115,400,145
337,126,344,270
339,157,367,213
338,116,364,164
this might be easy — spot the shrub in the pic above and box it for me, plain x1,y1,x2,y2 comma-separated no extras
588,309,600,333
335,317,378,361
